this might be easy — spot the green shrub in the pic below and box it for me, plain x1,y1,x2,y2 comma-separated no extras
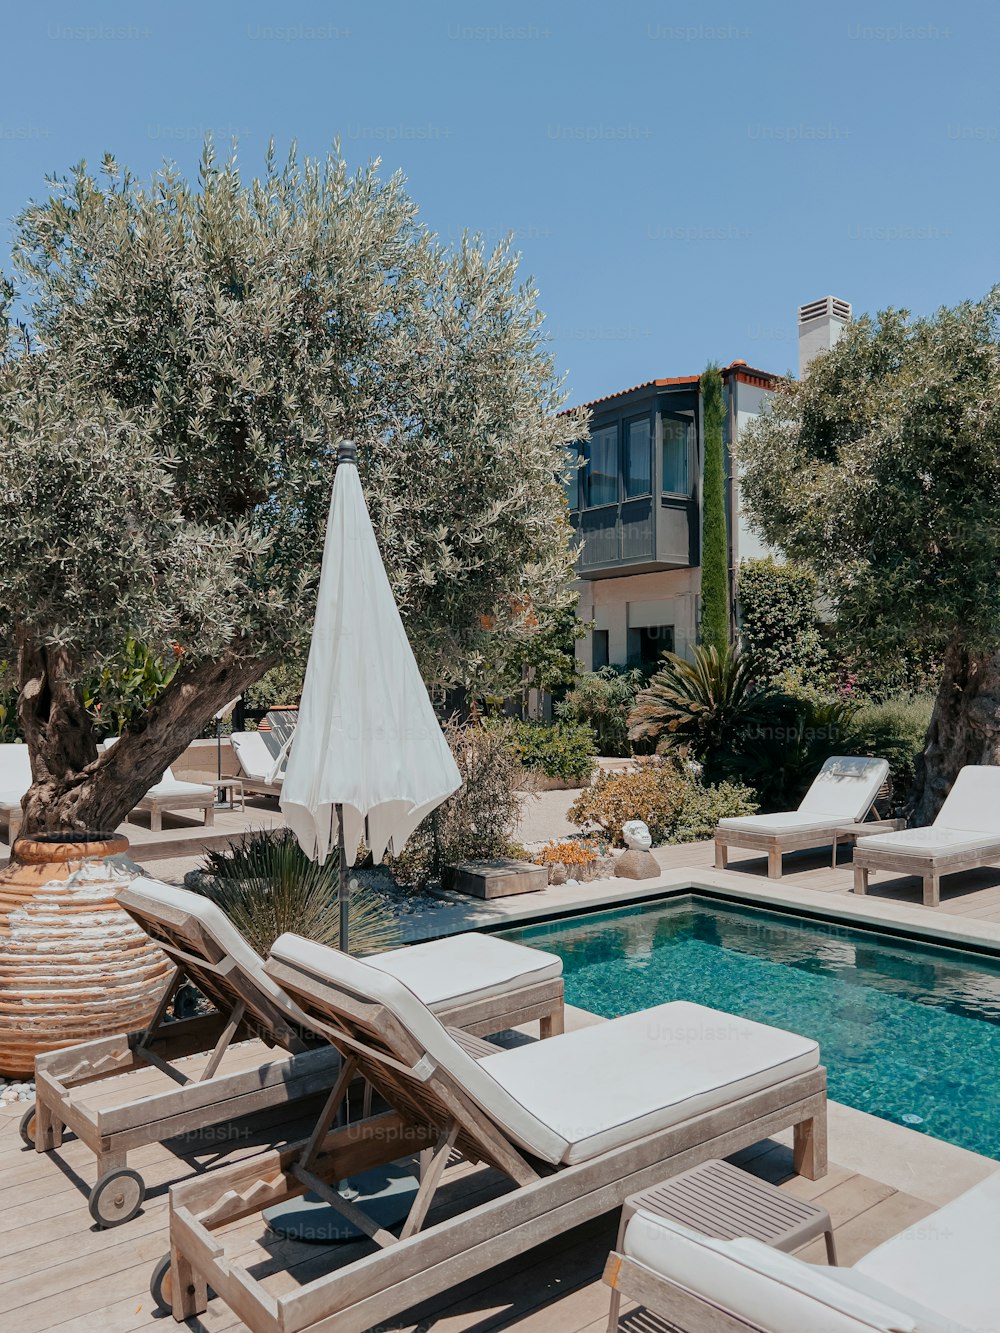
851,694,933,807
389,721,526,889
195,829,402,957
628,643,865,811
556,666,648,757
493,718,596,785
671,779,761,843
243,660,305,712
568,762,757,847
733,697,860,811
837,647,941,704
738,557,829,687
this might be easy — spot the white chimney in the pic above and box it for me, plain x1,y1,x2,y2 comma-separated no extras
798,296,852,376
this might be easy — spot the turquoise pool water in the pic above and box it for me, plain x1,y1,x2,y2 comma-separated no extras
498,896,1000,1160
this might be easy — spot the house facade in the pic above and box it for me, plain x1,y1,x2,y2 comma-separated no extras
564,298,852,672
564,361,776,671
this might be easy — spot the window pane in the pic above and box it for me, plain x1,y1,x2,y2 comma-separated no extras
662,415,692,495
562,444,581,509
625,418,652,497
587,425,618,506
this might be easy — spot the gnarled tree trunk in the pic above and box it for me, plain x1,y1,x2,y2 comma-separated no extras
15,631,276,836
910,640,1000,824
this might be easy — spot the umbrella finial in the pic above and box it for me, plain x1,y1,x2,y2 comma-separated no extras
337,439,357,466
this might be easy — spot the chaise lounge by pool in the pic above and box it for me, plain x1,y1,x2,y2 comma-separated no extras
498,894,1000,1160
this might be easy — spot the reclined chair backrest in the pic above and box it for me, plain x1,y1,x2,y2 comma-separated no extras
0,743,32,796
118,878,314,1053
231,730,285,783
797,756,890,822
266,933,567,1170
934,765,1000,834
625,1211,933,1332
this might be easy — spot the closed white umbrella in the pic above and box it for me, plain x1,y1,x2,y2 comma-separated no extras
280,440,461,951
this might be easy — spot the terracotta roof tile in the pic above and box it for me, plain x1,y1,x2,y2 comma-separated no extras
561,361,777,413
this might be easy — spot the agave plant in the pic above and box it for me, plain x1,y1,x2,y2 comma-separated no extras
628,645,781,776
193,829,401,957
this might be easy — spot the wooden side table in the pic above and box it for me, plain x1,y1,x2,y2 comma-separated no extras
214,778,245,811
831,818,905,867
606,1159,837,1332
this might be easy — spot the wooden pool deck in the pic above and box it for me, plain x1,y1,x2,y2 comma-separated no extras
0,1085,944,1333
3,824,1000,1330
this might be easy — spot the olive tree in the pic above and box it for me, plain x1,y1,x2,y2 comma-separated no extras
739,291,1000,820
0,144,583,834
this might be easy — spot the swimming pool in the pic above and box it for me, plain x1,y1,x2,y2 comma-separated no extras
498,895,1000,1160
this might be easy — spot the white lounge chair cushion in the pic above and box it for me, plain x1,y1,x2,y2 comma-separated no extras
231,731,285,783
142,777,215,800
478,1001,818,1165
934,766,1000,835
121,878,557,1026
0,743,32,801
853,1169,1000,1330
622,1209,960,1332
370,932,561,1009
267,935,818,1167
797,756,889,822
100,739,214,801
120,879,313,1035
718,811,852,836
855,827,1000,857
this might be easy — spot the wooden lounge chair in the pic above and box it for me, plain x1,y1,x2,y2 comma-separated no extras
231,729,286,798
603,1167,1000,1331
134,766,217,831
715,756,891,879
101,739,216,831
854,765,1000,907
26,877,564,1227
0,741,31,843
156,932,828,1329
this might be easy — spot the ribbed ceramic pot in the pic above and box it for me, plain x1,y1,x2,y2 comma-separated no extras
0,834,174,1077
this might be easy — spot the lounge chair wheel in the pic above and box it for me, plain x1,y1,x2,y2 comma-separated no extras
18,1103,37,1148
150,1251,213,1310
89,1167,145,1227
150,1253,173,1312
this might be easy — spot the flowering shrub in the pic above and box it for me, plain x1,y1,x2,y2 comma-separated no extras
568,762,757,847
532,838,600,866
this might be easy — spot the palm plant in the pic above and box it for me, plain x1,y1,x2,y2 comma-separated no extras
628,645,780,778
194,829,401,957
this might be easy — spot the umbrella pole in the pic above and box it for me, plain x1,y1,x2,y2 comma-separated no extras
337,802,349,954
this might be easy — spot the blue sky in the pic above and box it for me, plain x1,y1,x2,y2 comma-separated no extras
3,1,997,407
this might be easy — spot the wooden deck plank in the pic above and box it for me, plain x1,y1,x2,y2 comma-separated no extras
0,1120,964,1333
655,837,1000,922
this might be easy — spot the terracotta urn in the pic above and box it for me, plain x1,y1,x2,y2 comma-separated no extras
0,834,174,1077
